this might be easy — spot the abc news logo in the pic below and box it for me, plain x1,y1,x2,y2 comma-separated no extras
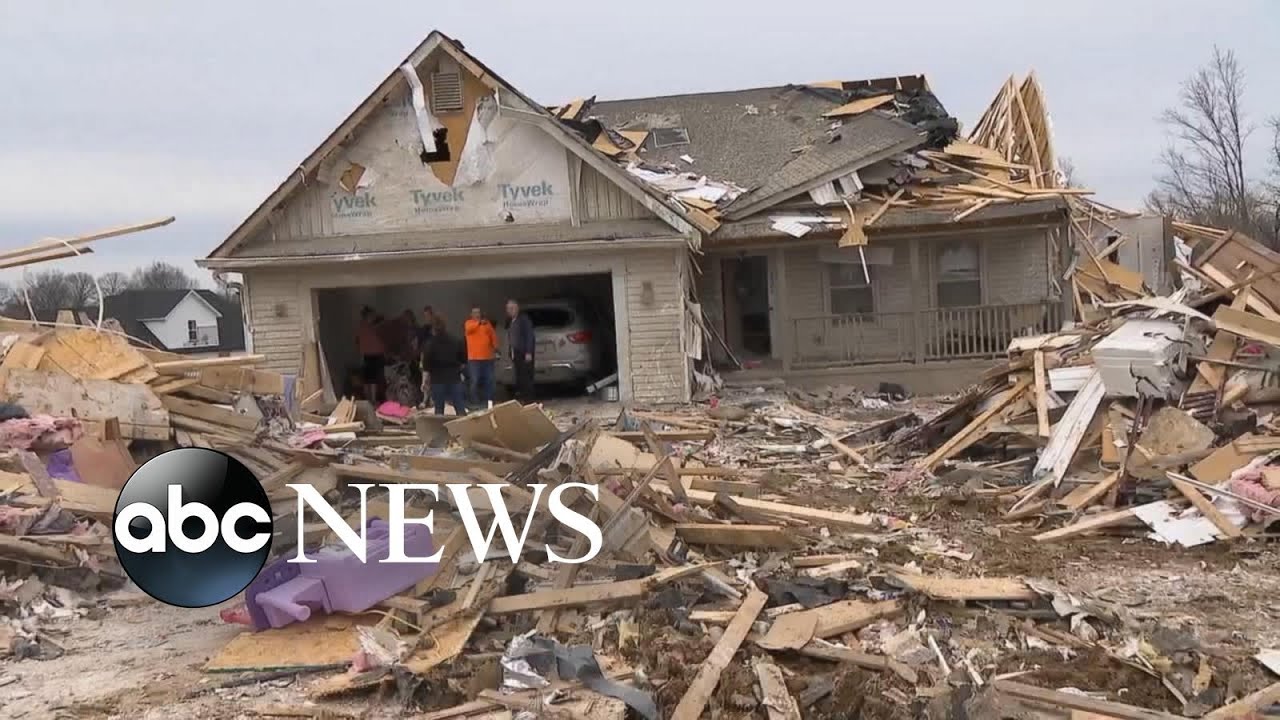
113,448,273,608
114,449,607,608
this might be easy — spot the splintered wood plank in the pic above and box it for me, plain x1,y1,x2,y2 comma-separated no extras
206,615,375,672
1033,351,1051,438
487,565,706,614
198,365,286,395
766,599,902,639
1061,472,1122,511
1168,475,1242,538
661,486,879,530
160,394,260,431
673,523,802,550
1032,506,1146,543
891,572,1037,601
154,354,265,374
1191,330,1237,393
0,341,45,371
1032,371,1105,487
918,377,1032,471
1203,680,1280,719
995,680,1181,719
1212,306,1280,346
670,589,768,720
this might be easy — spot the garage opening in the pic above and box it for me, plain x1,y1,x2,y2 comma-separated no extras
315,273,617,404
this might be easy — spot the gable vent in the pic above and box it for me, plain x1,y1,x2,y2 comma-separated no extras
431,72,464,112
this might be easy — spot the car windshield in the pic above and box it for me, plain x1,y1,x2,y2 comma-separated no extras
526,307,574,328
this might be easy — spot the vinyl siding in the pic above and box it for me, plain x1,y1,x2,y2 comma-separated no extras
242,270,303,374
625,248,687,404
579,162,651,222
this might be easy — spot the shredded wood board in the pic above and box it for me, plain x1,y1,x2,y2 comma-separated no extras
4,368,170,440
891,572,1037,601
206,616,375,672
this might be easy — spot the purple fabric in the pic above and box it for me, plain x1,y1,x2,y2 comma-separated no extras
45,449,81,483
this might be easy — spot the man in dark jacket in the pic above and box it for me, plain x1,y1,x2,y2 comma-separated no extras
420,313,467,416
505,299,535,402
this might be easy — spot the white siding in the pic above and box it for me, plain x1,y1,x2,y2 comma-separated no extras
242,270,303,374
139,292,222,350
625,248,687,405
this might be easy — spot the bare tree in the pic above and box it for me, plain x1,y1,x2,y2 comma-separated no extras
129,261,197,290
1058,156,1081,188
64,272,99,308
1146,46,1278,247
13,270,74,315
98,271,130,296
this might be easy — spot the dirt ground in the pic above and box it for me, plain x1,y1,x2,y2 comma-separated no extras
2,394,1278,719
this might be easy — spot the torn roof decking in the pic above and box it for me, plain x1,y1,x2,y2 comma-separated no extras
587,83,928,218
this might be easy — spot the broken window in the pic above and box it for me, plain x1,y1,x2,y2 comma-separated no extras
934,240,981,307
827,263,874,318
430,71,464,112
420,128,451,164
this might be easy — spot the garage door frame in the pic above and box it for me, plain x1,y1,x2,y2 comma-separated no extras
298,250,635,402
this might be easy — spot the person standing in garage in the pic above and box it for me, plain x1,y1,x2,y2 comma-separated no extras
355,306,386,404
505,298,535,403
421,312,468,417
464,304,499,409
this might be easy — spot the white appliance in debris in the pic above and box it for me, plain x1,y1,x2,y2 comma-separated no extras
1092,319,1197,399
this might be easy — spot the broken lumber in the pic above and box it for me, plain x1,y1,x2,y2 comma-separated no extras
673,523,802,549
486,565,707,614
918,377,1032,471
891,572,1037,601
670,588,768,720
995,680,1181,719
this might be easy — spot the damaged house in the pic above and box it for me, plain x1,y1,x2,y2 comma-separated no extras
202,30,1135,401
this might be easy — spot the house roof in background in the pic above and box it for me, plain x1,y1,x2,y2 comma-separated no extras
37,289,247,354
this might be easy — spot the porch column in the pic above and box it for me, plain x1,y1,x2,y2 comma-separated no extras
774,247,793,372
909,238,925,364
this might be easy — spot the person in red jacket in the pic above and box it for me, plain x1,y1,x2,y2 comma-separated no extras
464,305,499,409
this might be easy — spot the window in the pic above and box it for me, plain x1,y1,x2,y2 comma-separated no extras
187,320,198,344
935,241,981,307
827,263,874,318
526,307,574,328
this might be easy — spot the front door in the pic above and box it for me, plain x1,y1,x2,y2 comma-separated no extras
722,255,773,359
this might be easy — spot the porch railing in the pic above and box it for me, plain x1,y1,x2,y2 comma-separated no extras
791,301,1064,368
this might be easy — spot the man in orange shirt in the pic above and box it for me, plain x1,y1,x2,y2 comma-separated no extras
464,304,499,409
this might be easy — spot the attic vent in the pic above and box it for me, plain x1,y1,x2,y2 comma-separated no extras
431,72,464,112
651,127,690,148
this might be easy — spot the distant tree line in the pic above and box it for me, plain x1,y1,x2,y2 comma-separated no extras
1147,46,1280,249
0,261,205,317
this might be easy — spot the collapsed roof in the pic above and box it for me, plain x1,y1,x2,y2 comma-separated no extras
551,72,1077,242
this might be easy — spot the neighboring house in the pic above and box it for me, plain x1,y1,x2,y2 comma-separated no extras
200,30,1087,402
98,290,246,357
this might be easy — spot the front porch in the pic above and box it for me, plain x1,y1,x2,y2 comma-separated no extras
789,301,1065,369
698,220,1070,393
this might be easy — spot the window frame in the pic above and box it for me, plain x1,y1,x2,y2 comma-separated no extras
932,240,984,308
823,261,876,322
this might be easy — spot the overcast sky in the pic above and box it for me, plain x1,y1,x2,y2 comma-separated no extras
1,0,1278,286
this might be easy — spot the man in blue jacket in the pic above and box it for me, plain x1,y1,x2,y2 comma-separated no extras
505,299,535,403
